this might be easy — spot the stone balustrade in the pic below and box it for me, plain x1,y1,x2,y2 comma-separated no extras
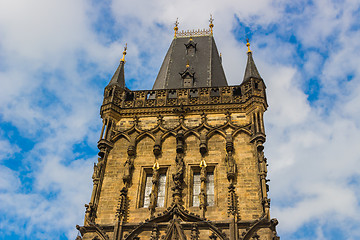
103,83,264,110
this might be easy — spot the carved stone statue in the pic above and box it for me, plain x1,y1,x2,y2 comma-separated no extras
93,158,104,180
149,189,157,211
152,167,159,184
123,156,134,184
92,163,98,180
225,151,236,179
149,167,159,212
172,153,184,187
84,203,96,223
199,163,207,213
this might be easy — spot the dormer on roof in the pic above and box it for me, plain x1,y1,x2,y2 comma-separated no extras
180,62,195,88
185,37,197,49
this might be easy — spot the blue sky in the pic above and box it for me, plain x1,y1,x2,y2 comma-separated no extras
0,0,360,239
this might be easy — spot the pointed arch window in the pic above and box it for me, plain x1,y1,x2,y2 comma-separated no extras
191,166,215,207
141,168,168,208
143,174,153,208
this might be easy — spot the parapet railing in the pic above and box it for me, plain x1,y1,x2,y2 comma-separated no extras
103,83,263,110
177,29,212,38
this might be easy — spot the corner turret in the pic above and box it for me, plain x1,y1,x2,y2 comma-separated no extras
98,44,129,165
240,39,267,107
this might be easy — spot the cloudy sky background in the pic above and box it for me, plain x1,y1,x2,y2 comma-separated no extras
0,0,360,239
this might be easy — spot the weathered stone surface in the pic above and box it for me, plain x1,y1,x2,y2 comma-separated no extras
77,30,279,240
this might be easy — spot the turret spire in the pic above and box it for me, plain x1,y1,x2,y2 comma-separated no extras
243,39,262,83
107,44,127,88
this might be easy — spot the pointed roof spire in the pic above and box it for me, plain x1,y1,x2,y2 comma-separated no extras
243,39,262,83
107,44,127,88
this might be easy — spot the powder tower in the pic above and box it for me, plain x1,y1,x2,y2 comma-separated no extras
76,18,280,240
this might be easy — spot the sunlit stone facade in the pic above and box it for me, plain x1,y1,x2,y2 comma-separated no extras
76,25,279,240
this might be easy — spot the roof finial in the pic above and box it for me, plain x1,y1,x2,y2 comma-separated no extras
174,18,179,38
120,43,127,62
246,38,252,53
152,160,159,170
200,158,207,167
209,14,214,34
186,60,190,68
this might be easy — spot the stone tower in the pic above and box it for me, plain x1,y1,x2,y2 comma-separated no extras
76,20,279,240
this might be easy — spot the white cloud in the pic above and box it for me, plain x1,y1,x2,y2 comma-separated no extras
0,167,20,191
0,0,105,239
0,0,359,239
0,138,20,161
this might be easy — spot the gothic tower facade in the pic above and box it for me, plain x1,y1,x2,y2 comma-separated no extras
76,21,279,240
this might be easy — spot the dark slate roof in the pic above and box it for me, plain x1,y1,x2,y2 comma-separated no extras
152,35,228,89
107,60,126,88
243,51,262,83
